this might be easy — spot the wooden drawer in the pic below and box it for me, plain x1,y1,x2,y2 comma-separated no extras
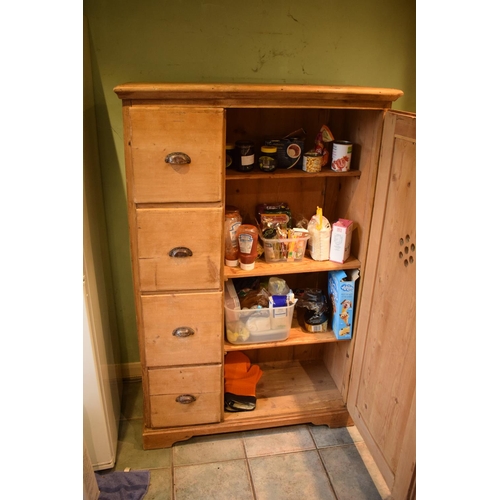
128,106,224,203
142,292,223,367
136,206,223,292
149,365,222,428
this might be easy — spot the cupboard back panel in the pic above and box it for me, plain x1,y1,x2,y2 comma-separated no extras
225,177,329,227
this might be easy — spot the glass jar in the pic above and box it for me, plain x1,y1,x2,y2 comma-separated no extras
258,146,278,172
235,140,255,172
225,143,236,169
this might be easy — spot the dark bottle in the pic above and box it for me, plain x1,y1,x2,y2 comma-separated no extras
235,140,255,172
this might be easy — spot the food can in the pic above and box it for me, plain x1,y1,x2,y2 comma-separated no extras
331,140,353,172
302,151,322,173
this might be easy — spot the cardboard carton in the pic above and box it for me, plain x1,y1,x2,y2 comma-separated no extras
328,269,359,340
329,219,353,263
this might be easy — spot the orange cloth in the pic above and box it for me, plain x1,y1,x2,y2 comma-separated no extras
224,351,262,397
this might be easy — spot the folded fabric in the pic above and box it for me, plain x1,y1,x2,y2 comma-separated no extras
95,470,150,500
224,352,262,412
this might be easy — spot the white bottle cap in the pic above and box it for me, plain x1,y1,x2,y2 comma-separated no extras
225,258,239,267
239,261,255,271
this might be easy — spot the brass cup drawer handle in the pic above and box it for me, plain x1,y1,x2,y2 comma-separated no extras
176,394,197,404
172,326,195,338
165,152,191,165
169,247,193,258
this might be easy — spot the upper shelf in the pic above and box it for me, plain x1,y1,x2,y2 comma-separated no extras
113,83,403,110
226,169,361,181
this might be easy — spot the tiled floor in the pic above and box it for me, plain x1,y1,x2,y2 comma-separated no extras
107,378,390,500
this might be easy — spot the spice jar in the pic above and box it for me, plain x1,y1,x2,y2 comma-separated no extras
302,151,323,173
225,143,236,169
235,140,255,172
258,146,277,172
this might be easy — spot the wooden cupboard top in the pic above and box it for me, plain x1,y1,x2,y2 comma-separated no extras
114,83,403,109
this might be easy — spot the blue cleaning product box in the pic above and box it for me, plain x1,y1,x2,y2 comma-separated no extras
328,269,360,340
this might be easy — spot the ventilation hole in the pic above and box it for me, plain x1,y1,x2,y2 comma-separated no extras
409,256,414,264
411,244,415,252
399,252,404,259
405,247,409,254
400,238,404,246
404,259,409,267
406,235,410,242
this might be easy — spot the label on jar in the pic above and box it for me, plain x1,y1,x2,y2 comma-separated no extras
241,154,255,166
305,321,328,333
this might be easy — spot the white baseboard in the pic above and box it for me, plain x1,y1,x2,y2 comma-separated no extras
120,362,142,380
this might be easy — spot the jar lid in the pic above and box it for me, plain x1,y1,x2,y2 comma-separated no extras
304,151,322,157
226,143,235,150
225,258,239,267
261,146,277,153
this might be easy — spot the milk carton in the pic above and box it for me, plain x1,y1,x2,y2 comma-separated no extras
329,219,353,263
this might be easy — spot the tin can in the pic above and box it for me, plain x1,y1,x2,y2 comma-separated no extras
331,140,353,172
235,140,255,172
302,152,322,173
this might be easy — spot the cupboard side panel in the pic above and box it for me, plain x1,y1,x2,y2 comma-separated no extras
122,102,152,425
323,110,385,399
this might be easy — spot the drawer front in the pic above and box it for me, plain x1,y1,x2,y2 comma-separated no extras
129,106,224,203
136,206,223,292
149,365,222,428
142,292,223,367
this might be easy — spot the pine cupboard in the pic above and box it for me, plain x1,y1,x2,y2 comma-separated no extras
113,83,416,499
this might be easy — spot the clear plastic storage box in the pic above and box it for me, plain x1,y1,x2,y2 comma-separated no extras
261,235,310,263
224,302,296,344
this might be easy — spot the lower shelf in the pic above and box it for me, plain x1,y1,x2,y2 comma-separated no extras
142,359,352,449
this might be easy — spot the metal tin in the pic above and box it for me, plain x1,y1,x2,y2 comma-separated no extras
235,140,255,172
302,151,322,173
331,140,353,172
265,138,304,169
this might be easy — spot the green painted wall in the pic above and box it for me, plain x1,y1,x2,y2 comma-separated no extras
83,0,416,366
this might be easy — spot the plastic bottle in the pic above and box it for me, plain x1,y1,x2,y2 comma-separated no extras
224,206,243,267
236,224,259,270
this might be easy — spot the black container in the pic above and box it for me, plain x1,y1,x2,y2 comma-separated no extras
295,288,329,333
235,140,255,172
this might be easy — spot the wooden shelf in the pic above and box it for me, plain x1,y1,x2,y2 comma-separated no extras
226,168,361,181
224,318,341,351
142,359,352,449
224,254,360,279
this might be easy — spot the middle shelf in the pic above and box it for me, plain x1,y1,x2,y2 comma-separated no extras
224,255,361,279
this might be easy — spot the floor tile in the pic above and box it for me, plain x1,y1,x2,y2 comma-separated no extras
174,460,254,500
120,379,143,420
243,425,315,457
173,432,246,466
143,468,172,500
309,424,363,448
319,442,386,500
114,419,172,471
249,450,335,500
